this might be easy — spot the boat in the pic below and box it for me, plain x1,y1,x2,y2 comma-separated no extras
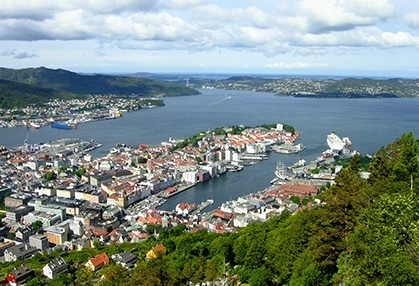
29,121,41,129
51,122,77,130
274,161,293,182
226,164,244,172
288,159,306,170
327,132,346,151
273,143,306,154
241,153,268,160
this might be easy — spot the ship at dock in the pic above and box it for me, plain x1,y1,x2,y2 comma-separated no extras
271,161,293,184
327,132,351,152
273,143,306,154
51,122,77,130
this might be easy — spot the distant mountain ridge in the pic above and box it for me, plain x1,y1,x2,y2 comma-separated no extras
0,66,200,97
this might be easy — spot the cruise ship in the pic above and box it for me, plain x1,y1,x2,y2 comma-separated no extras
327,132,348,151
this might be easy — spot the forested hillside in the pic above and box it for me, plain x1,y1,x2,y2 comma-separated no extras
0,79,80,109
0,67,200,99
1,133,418,285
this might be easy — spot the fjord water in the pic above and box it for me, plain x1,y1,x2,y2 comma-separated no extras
1,89,418,211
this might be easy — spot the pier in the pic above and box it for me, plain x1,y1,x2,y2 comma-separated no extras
190,199,214,215
160,183,198,198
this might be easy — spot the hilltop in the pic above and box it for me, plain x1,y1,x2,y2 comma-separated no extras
0,67,200,108
191,76,419,98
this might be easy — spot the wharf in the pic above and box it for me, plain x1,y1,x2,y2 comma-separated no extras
190,199,214,215
161,183,198,198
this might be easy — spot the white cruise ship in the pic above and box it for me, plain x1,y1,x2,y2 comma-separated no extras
327,132,347,151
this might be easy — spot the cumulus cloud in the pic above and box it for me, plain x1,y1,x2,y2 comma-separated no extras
0,0,416,61
405,13,419,29
300,0,394,33
292,27,419,49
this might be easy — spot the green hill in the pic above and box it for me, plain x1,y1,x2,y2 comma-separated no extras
0,67,200,97
0,79,79,109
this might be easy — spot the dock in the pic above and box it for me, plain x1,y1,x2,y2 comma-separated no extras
190,199,214,215
161,182,198,198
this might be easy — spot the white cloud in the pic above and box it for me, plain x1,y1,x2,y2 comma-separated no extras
0,0,158,19
300,0,394,33
0,0,418,76
265,62,328,69
405,13,419,29
292,27,419,49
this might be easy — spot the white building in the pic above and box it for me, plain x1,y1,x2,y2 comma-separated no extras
42,257,67,279
182,171,199,184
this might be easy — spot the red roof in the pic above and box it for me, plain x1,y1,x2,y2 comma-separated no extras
88,253,109,269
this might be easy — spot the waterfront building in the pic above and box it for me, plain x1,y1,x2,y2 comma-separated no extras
175,202,196,216
182,171,199,184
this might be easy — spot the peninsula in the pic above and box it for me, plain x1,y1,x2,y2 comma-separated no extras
190,76,419,98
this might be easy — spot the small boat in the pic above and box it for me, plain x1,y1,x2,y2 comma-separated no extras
29,122,41,129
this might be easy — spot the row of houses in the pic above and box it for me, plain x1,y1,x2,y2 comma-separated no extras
4,244,165,285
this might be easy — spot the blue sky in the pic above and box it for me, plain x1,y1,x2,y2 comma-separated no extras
0,0,418,77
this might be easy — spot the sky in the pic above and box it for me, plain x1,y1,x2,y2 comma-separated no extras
0,0,418,77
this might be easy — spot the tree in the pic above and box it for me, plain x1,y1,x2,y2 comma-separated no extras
335,192,419,285
138,157,147,164
45,171,56,181
32,220,43,232
290,195,300,205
